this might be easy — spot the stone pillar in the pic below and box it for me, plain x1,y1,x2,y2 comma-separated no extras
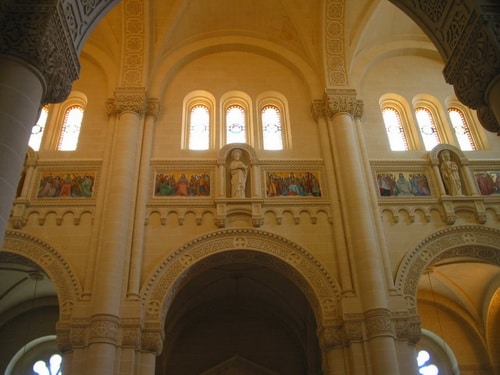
0,57,44,242
486,75,500,128
86,88,146,374
311,101,353,295
127,98,160,298
0,2,80,246
324,89,400,374
319,324,347,375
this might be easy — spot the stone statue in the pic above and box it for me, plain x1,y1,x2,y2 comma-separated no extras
229,149,248,198
440,150,463,195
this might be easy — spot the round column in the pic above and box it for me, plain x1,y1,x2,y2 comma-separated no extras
0,56,45,245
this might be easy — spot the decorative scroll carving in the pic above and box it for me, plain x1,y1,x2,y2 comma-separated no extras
89,314,120,344
107,88,146,117
318,322,345,350
146,98,160,120
325,89,364,117
364,308,394,340
0,1,80,103
121,0,145,87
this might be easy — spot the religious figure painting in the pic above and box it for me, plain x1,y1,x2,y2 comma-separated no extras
266,171,322,197
37,172,95,198
154,171,211,197
377,172,431,197
475,171,500,195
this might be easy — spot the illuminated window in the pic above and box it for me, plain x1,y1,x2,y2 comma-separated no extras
29,106,49,151
448,107,475,151
415,107,441,151
262,105,283,150
417,350,439,375
226,105,246,144
188,105,210,150
58,105,84,151
33,353,62,375
382,107,409,151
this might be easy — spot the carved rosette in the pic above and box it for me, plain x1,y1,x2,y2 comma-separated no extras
0,1,80,103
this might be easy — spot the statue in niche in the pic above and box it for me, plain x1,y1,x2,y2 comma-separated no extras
229,148,248,198
439,150,463,196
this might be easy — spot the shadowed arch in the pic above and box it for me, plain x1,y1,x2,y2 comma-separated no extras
1,230,82,320
395,225,500,313
141,229,341,331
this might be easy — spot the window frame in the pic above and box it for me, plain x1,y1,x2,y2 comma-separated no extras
182,90,216,151
413,94,453,151
256,92,290,151
220,91,253,146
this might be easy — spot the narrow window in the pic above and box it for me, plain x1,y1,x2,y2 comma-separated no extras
382,107,408,151
448,107,475,151
226,105,246,144
189,105,210,150
262,105,283,150
29,106,49,151
415,107,440,151
58,105,84,151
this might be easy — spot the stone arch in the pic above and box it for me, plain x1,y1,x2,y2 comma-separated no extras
1,230,82,322
395,225,500,313
141,229,342,332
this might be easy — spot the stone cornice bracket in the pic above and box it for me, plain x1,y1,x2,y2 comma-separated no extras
0,1,80,103
324,88,364,118
106,88,147,118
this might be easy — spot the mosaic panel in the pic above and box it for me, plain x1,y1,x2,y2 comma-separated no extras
154,171,211,197
377,172,431,197
265,171,322,197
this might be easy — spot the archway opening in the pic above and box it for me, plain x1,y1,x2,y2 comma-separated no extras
155,251,322,375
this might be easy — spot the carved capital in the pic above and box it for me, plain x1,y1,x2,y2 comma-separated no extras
318,322,345,350
0,1,79,103
364,308,394,339
146,98,160,120
89,314,120,345
107,88,147,118
392,311,421,343
324,89,364,117
141,325,164,354
343,313,364,343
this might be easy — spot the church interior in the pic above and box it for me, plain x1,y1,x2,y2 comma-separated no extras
0,1,499,374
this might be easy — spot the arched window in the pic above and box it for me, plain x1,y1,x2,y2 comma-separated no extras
448,107,475,151
415,107,441,151
382,106,409,151
261,105,283,150
188,104,210,150
226,105,246,144
29,106,49,151
57,105,84,151
33,353,62,375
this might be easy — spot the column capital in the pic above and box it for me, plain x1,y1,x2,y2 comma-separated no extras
0,1,79,103
146,98,161,120
324,88,364,118
107,88,147,118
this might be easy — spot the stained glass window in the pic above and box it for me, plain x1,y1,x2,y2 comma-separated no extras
382,107,408,151
189,105,210,150
417,350,439,375
226,105,246,144
448,107,475,151
262,105,283,150
415,107,440,151
58,106,84,151
29,106,49,151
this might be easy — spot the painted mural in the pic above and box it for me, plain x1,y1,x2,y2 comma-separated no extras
266,171,321,197
475,171,500,195
37,172,95,198
377,172,431,197
154,172,211,197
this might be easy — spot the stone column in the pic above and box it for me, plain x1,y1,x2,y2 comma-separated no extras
324,89,400,374
85,88,146,374
127,98,160,298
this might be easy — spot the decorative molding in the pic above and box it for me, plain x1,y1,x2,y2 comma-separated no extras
394,225,500,312
121,0,145,87
141,229,341,329
324,0,348,87
325,89,364,117
107,88,147,117
89,314,120,345
364,308,394,340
